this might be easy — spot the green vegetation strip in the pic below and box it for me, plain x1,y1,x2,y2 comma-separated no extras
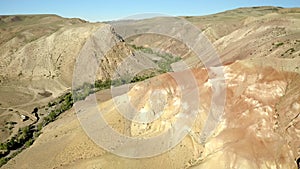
130,44,181,73
73,73,156,102
0,73,157,167
0,92,73,167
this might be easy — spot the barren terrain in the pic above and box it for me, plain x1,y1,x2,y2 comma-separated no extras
0,6,299,169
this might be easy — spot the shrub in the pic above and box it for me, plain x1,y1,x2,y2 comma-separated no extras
24,139,34,148
0,157,8,167
37,123,43,131
275,42,284,47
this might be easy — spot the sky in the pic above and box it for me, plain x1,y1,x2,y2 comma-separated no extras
0,0,299,22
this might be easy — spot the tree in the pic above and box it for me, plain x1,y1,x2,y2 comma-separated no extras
32,107,38,114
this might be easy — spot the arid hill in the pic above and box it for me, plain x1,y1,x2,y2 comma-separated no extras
124,6,300,72
3,61,299,169
0,15,136,142
0,6,300,169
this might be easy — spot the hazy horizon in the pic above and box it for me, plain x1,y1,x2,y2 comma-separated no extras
0,0,299,22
